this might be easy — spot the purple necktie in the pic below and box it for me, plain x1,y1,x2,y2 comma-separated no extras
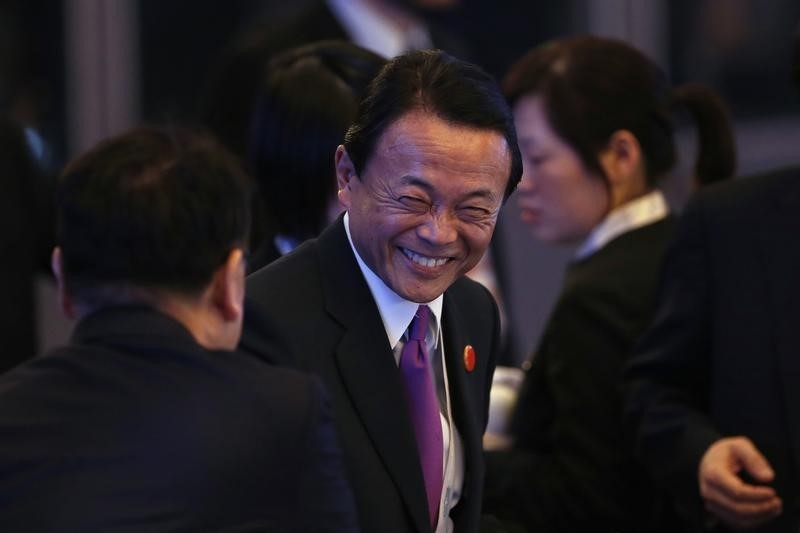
400,305,444,529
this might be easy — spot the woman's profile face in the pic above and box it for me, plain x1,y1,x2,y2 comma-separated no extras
514,95,609,244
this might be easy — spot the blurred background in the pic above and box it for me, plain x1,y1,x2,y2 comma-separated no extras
4,0,800,364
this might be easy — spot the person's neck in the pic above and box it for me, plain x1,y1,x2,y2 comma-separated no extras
151,293,235,351
609,173,651,211
75,288,235,351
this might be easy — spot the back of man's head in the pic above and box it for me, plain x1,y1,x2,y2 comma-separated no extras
57,127,251,309
343,49,522,200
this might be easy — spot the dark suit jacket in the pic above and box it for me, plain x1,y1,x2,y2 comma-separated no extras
0,305,358,532
242,217,502,533
625,169,800,533
484,217,676,532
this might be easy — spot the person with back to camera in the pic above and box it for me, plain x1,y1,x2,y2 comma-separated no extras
241,49,523,533
482,35,736,532
245,40,386,271
624,26,800,533
0,127,358,532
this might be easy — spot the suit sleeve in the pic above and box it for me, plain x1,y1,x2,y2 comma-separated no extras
294,376,360,532
623,195,722,525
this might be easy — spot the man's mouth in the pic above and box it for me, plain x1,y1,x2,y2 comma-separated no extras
401,247,450,268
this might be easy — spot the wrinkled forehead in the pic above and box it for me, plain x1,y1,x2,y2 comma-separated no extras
364,110,511,197
373,110,509,165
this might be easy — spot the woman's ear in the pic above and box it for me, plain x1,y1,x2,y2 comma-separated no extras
599,130,641,182
599,130,648,206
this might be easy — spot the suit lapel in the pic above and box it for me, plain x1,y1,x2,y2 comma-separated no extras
441,292,482,528
758,180,800,474
318,219,430,533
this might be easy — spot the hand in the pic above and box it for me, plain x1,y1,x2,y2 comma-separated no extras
698,436,782,529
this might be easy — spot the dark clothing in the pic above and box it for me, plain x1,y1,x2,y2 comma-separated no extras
625,169,800,533
247,238,282,274
485,218,676,532
242,217,502,533
0,306,358,532
0,119,54,371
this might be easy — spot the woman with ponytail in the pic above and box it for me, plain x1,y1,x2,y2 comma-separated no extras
484,35,736,532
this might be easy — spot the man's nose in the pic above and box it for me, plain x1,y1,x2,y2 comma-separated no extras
417,209,458,245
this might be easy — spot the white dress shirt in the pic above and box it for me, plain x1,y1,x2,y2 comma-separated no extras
344,212,463,532
574,189,670,260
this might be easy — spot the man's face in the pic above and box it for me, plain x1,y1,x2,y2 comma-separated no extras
336,110,511,303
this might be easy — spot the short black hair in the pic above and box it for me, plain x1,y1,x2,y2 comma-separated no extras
57,127,251,300
344,49,522,200
247,41,386,240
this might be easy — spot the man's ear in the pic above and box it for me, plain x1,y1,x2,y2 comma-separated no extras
335,145,357,209
51,247,76,320
210,248,246,323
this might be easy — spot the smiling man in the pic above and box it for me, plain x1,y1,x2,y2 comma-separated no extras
242,50,522,533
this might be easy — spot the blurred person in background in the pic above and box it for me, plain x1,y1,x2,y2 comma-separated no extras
245,40,386,270
483,35,735,533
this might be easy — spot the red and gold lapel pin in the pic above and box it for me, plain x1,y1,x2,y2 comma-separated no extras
463,345,476,373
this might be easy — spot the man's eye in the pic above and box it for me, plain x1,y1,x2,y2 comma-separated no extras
459,206,492,220
398,196,429,210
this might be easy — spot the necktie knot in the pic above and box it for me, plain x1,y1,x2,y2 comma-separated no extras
409,305,430,342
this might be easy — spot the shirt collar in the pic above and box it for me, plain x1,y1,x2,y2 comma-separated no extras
574,189,669,260
343,212,443,350
326,0,433,58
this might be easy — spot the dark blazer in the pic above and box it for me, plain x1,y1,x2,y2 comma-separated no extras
625,168,800,533
242,217,502,533
484,217,676,532
0,306,358,532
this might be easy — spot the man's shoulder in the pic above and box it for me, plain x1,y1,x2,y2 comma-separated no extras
247,220,350,290
693,166,800,214
247,237,323,297
569,217,677,289
444,276,498,330
446,275,495,305
0,340,322,439
228,354,324,416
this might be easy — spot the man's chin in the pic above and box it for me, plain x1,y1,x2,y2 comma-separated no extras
393,280,451,304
